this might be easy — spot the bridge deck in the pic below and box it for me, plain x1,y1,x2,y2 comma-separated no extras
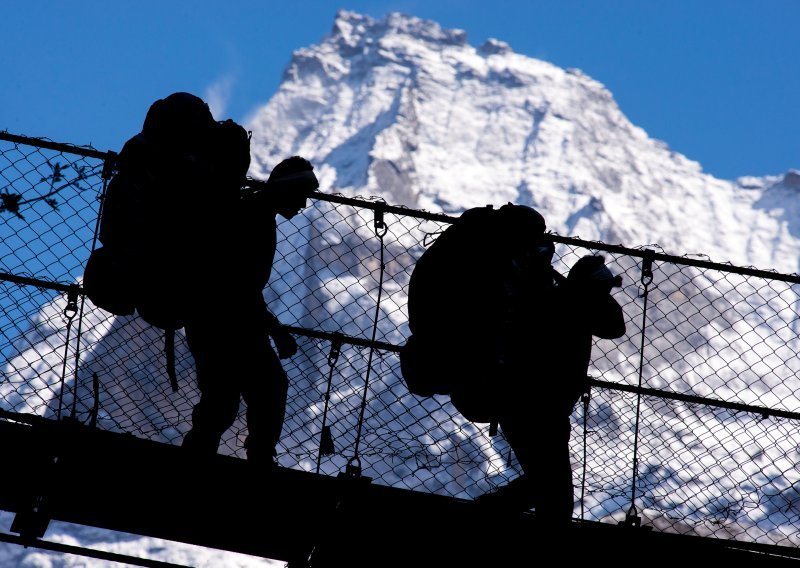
2,417,798,567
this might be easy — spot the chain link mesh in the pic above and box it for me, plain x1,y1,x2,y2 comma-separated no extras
2,132,800,548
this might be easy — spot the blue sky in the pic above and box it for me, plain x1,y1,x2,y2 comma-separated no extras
2,0,798,181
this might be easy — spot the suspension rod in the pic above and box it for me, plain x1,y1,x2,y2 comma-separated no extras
589,377,800,422
0,272,78,293
0,131,113,160
284,325,401,353
0,531,193,568
551,236,800,284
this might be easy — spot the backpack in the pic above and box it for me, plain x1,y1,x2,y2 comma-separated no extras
84,92,251,390
399,203,558,424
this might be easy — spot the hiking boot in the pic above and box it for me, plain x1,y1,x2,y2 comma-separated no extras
245,443,279,469
474,476,536,514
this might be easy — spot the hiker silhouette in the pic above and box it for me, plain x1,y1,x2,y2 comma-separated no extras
91,91,319,464
400,204,625,523
477,252,626,524
181,154,319,465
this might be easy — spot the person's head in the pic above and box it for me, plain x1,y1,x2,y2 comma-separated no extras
498,203,553,273
142,92,214,149
267,156,319,219
500,203,546,238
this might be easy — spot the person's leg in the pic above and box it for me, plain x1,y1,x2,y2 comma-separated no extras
492,415,538,512
182,380,241,455
495,410,574,523
530,413,574,524
182,323,242,456
240,338,288,464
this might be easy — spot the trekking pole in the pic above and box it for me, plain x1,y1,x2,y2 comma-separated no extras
624,250,654,528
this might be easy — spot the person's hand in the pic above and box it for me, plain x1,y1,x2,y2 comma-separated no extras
272,328,298,359
568,255,622,295
267,156,319,193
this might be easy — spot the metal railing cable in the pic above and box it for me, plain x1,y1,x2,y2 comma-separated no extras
348,206,388,475
0,531,195,568
580,387,591,521
56,286,78,419
316,338,341,473
66,157,115,422
624,250,655,527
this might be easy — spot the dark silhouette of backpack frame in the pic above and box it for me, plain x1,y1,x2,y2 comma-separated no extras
84,93,251,390
400,203,557,423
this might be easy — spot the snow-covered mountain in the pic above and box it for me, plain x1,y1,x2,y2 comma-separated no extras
3,9,799,566
249,9,800,275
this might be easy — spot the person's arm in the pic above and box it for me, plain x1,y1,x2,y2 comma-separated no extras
566,255,626,340
263,309,298,359
588,294,626,339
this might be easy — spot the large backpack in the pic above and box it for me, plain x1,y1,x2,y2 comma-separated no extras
399,203,558,423
84,92,251,389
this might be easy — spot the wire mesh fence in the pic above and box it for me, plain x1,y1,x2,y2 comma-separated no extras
2,131,800,548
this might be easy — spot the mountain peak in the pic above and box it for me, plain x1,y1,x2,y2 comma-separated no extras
251,10,800,274
331,10,468,48
478,38,512,56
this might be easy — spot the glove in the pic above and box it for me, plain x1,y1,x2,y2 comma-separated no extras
272,327,298,359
